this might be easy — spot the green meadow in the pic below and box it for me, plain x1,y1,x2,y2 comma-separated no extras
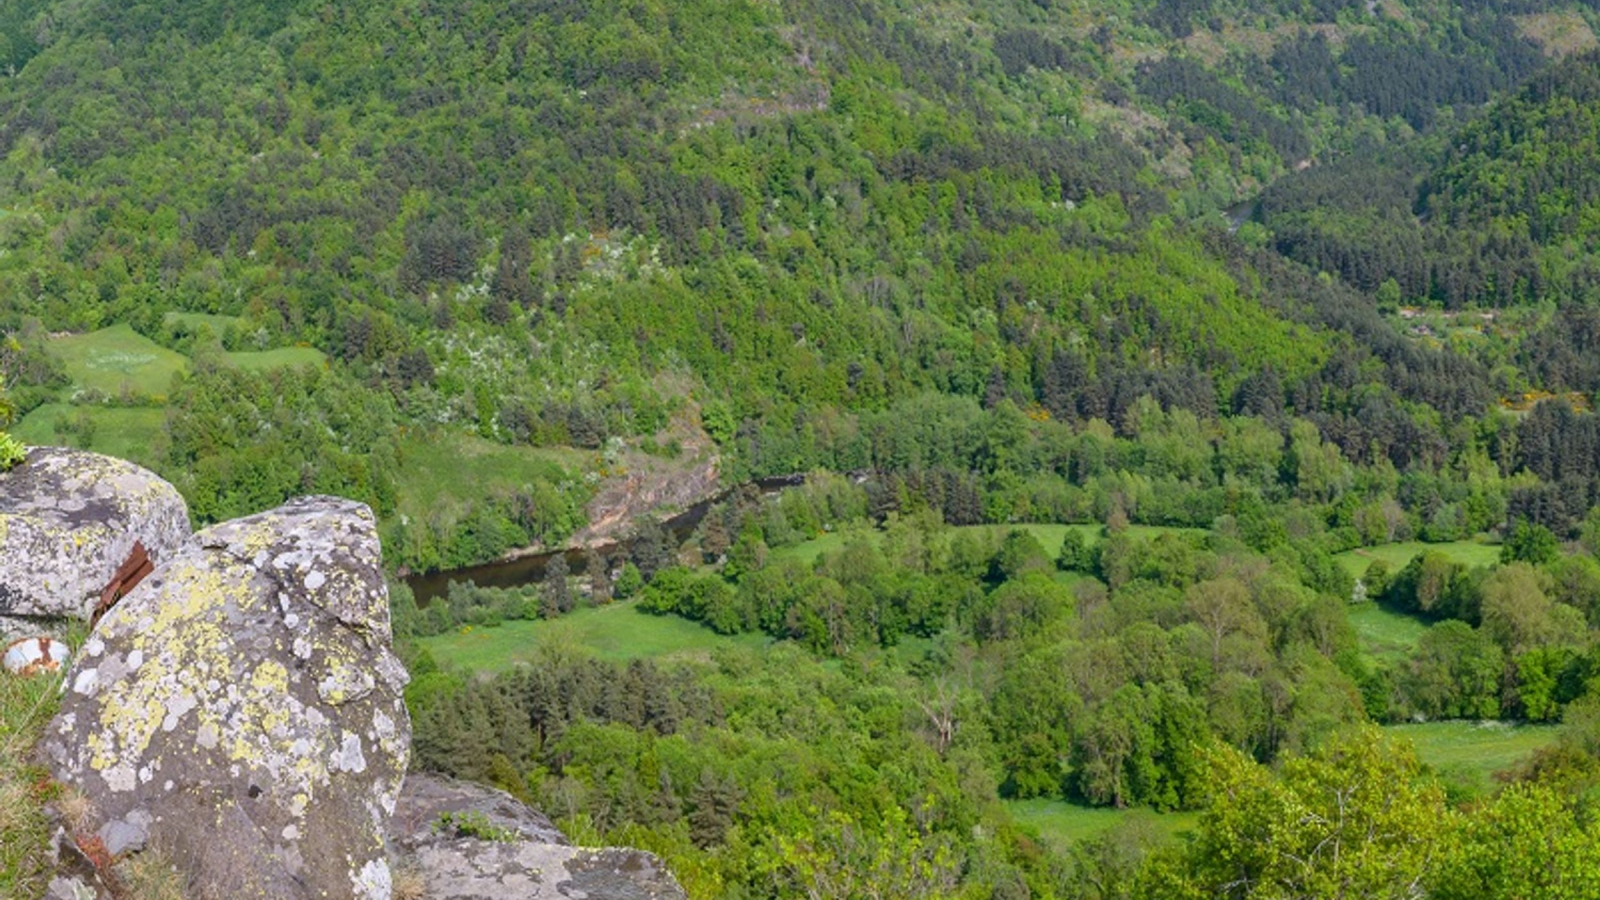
50,324,188,398
1005,798,1200,847
1348,602,1431,664
10,404,167,468
1335,539,1501,579
418,599,769,670
1385,720,1559,795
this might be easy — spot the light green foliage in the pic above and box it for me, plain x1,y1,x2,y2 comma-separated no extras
433,810,518,843
1287,418,1353,504
1479,562,1571,653
1136,728,1449,900
1433,783,1600,900
0,431,22,471
0,380,20,471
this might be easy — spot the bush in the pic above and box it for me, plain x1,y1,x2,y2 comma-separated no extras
0,432,23,472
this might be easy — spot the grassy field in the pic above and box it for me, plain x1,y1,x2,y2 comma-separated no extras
1335,539,1501,579
1386,721,1558,794
1005,799,1200,847
222,347,327,371
1348,602,1430,664
11,404,167,468
419,600,768,670
49,325,187,398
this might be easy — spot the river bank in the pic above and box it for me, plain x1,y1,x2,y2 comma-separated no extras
404,472,807,603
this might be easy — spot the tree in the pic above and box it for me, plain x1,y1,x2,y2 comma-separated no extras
585,549,612,605
542,553,573,617
1057,527,1094,572
631,520,676,582
1386,551,1466,618
1075,685,1155,809
491,223,536,310
1135,727,1450,900
1287,419,1352,504
1479,562,1566,654
1401,620,1502,719
1183,577,1267,671
990,528,1052,582
1431,784,1600,900
687,769,745,849
614,562,644,600
1501,519,1561,566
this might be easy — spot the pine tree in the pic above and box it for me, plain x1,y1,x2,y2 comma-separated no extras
542,554,572,617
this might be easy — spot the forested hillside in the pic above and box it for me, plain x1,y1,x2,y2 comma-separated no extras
1,0,1589,568
1261,45,1600,313
8,0,1600,896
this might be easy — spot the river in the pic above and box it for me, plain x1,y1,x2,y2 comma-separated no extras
1224,197,1259,233
404,473,808,603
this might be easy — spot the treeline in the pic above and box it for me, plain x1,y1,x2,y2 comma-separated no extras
405,639,1048,899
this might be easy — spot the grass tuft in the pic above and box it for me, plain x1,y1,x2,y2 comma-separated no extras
115,850,187,900
0,668,66,899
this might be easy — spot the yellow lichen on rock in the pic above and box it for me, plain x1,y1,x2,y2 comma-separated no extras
42,496,409,900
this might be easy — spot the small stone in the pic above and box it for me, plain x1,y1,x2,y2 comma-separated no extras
101,815,151,855
46,875,99,900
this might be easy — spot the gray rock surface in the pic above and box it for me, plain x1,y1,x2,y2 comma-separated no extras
42,496,410,900
0,446,189,642
390,773,686,900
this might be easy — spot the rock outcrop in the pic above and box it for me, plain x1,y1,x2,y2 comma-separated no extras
389,773,687,900
0,447,190,642
43,496,410,900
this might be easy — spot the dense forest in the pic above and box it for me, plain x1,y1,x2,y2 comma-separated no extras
6,0,1600,896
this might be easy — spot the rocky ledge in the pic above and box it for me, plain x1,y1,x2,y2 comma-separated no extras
4,447,685,900
43,496,410,900
390,773,687,900
0,447,190,643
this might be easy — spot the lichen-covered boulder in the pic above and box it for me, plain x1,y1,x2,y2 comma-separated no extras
389,773,686,900
42,496,411,900
0,446,189,642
